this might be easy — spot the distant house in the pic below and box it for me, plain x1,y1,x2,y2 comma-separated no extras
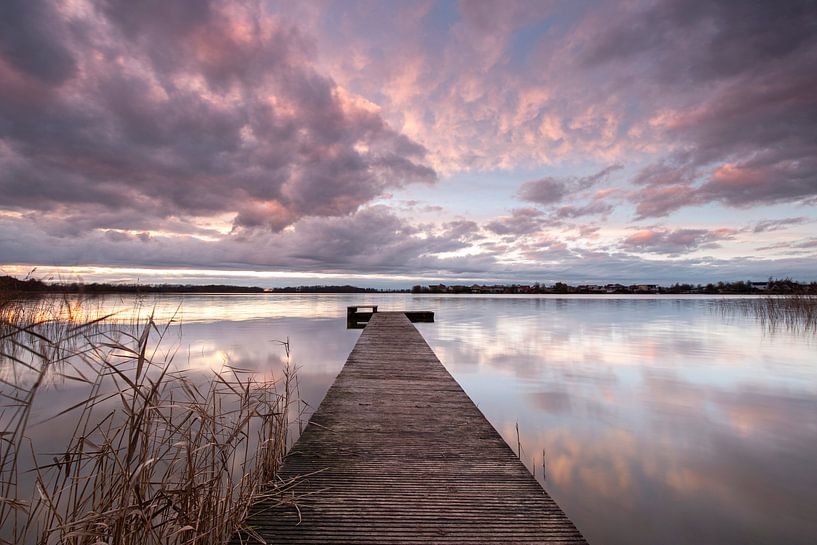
636,284,658,293
750,281,769,291
577,285,602,293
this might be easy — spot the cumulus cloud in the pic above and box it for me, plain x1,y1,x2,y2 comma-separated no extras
485,208,552,236
632,183,698,219
518,165,622,206
697,158,817,209
0,0,435,234
517,179,567,206
272,207,475,270
622,228,737,256
0,0,77,85
4,208,817,284
0,206,488,276
1,0,816,281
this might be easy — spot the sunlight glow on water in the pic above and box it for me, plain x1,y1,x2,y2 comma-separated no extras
15,294,817,544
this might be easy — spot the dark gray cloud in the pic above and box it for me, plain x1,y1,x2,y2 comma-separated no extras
441,220,483,243
0,0,435,233
517,178,567,205
597,0,817,217
278,207,476,270
0,0,77,85
582,0,817,85
696,154,817,209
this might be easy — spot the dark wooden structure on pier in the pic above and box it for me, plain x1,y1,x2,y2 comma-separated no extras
237,311,587,543
347,305,433,328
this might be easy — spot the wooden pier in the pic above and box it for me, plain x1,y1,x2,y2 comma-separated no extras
237,311,587,544
346,305,433,328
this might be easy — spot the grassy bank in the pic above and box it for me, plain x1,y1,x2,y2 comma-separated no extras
1,293,296,544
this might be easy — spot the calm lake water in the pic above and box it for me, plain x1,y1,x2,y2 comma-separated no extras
9,294,817,544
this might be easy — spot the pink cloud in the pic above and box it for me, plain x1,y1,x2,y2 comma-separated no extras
622,227,737,255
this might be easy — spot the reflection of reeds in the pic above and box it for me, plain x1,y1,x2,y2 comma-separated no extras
1,294,296,545
718,295,817,335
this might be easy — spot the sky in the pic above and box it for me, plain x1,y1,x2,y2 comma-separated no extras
1,0,816,287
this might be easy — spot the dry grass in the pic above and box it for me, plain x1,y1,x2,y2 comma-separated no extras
1,293,298,545
718,294,817,335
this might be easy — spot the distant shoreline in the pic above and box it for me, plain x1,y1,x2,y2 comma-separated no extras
2,275,816,296
0,276,405,295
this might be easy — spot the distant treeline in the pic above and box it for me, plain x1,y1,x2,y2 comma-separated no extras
268,285,407,293
413,279,817,295
3,275,816,296
0,276,264,294
0,276,407,295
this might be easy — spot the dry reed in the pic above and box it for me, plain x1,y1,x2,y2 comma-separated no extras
1,292,298,545
718,294,817,335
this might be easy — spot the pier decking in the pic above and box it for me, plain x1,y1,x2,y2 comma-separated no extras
238,311,587,544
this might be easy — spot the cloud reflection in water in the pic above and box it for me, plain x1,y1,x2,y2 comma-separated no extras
15,294,817,545
417,296,817,545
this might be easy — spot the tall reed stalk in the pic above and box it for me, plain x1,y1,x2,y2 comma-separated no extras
718,294,817,335
1,293,297,545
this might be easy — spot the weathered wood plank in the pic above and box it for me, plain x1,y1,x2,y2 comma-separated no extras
236,312,587,544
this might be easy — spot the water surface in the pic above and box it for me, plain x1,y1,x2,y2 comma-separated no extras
10,294,817,544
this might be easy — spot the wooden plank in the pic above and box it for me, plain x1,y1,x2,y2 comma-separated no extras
236,312,587,544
